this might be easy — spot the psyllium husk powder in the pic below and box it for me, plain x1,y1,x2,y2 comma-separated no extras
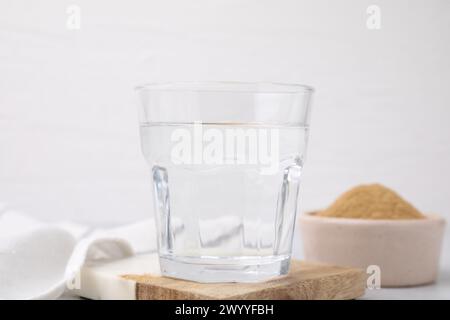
317,184,425,220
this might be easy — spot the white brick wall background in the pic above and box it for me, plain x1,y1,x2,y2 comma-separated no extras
1,1,449,265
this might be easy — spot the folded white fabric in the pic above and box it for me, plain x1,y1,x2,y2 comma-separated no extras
0,203,156,300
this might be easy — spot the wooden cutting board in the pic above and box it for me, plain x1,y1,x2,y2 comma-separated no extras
72,254,366,300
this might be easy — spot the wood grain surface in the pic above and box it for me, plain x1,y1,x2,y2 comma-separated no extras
122,260,366,300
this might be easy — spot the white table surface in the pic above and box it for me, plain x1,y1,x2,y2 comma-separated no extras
362,269,450,300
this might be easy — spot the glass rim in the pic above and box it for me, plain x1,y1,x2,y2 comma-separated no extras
135,81,314,94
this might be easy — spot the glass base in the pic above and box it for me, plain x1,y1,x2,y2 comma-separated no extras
159,255,291,283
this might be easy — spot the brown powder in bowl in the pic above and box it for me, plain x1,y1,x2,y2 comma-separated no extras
317,184,425,220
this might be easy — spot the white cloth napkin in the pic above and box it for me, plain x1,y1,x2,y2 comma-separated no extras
0,203,157,300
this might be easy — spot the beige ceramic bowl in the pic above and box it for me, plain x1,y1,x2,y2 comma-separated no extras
298,212,446,287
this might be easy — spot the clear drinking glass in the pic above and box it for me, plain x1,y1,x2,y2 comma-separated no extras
136,82,313,282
